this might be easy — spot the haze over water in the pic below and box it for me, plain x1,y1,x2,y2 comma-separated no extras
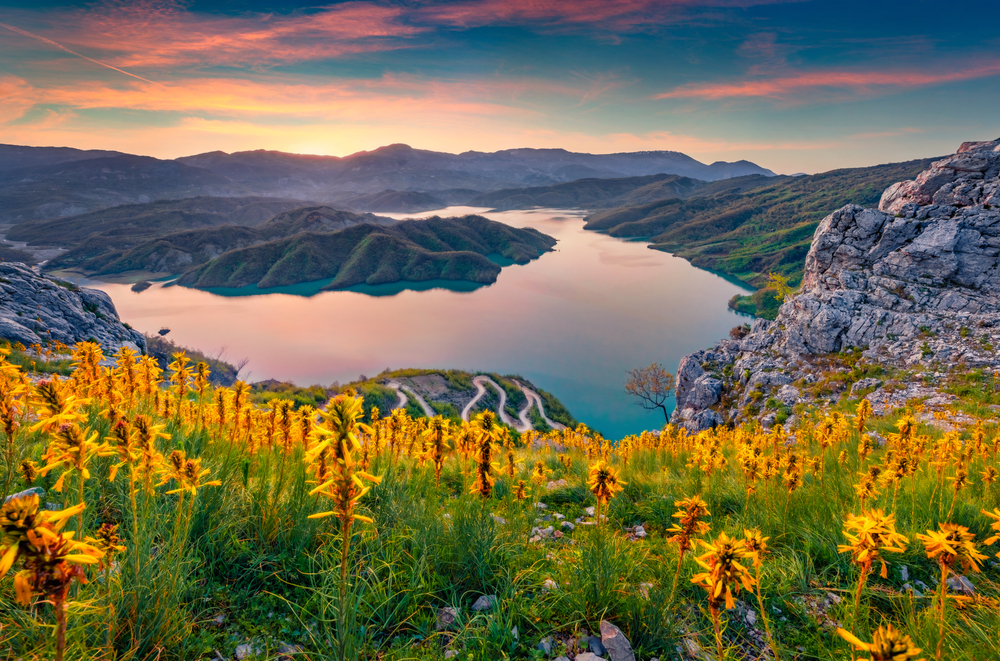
91,207,750,438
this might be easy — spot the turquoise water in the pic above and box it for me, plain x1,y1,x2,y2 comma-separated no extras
92,207,751,438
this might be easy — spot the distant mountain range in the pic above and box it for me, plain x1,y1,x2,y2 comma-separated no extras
0,142,775,221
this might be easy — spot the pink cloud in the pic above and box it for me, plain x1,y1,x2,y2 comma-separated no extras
2,73,603,125
416,0,799,32
656,62,1000,100
0,0,804,72
39,1,428,68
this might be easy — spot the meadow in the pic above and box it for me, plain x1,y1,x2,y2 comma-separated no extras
1,341,998,661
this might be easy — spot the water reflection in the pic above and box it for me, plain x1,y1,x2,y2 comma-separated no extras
92,207,752,438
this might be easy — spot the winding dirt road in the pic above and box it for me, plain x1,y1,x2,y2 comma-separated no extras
387,381,435,418
389,374,565,433
513,380,567,431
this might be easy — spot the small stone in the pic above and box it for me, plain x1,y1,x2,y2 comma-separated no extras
745,609,757,626
575,654,605,661
535,502,548,509
211,613,226,627
946,575,975,595
235,643,259,660
529,534,542,543
599,620,635,661
900,565,909,582
277,642,303,657
472,594,496,611
633,525,646,539
553,513,565,520
588,635,606,656
541,526,554,537
682,637,701,657
444,651,459,659
638,583,652,599
553,657,570,661
585,506,595,516
554,530,563,538
561,521,575,531
537,637,553,655
511,625,518,640
491,514,507,525
826,591,842,604
436,606,459,631
542,578,558,592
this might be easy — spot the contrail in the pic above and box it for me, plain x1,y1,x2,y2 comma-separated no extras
0,20,163,86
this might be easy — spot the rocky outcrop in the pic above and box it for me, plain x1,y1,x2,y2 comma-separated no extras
674,138,1000,430
0,262,145,352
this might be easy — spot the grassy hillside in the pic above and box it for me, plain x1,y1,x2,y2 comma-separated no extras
7,196,308,246
467,172,781,212
3,344,997,661
467,174,705,210
43,206,391,276
178,215,556,290
584,158,937,316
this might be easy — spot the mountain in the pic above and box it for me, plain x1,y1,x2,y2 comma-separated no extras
0,154,251,222
331,190,450,213
175,143,776,198
46,205,393,276
672,138,1000,432
463,172,781,210
6,196,310,246
177,215,556,291
0,142,775,221
0,144,126,171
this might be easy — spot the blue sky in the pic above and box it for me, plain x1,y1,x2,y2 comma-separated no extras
1,0,998,172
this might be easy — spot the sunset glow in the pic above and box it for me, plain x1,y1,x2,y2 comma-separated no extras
2,0,998,172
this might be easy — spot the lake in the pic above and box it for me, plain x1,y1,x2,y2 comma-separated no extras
89,207,751,438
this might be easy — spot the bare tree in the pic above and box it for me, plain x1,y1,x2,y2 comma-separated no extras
625,363,675,423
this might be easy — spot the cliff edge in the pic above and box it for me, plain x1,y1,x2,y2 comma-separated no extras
674,138,1000,430
0,263,146,353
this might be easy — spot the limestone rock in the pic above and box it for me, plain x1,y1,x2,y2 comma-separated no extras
0,262,145,353
471,594,496,611
672,138,1000,428
436,606,459,631
599,620,636,661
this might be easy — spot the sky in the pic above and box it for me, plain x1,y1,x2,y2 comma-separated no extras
1,0,999,174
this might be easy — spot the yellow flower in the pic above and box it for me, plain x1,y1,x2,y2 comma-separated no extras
159,450,222,496
837,509,908,578
742,528,770,568
915,523,987,573
306,394,381,524
0,494,93,581
983,508,1000,557
837,624,924,661
39,424,114,493
667,495,711,554
13,528,103,605
690,532,756,610
587,460,625,505
29,379,88,433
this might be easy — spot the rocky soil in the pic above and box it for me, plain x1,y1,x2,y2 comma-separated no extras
675,138,1000,430
0,262,145,352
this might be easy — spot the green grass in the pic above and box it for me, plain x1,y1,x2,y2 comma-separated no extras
3,355,999,661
